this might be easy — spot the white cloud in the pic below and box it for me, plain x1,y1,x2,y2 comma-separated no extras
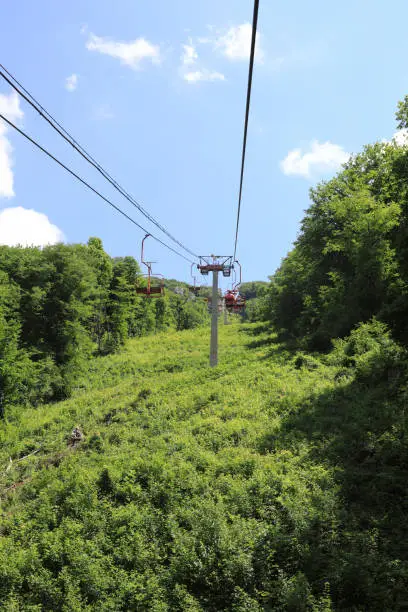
0,207,64,247
180,37,225,84
181,39,198,66
184,70,225,83
391,128,408,147
0,132,14,198
281,140,350,179
214,23,264,62
0,91,24,198
86,33,161,69
65,73,78,92
0,91,23,122
381,129,408,148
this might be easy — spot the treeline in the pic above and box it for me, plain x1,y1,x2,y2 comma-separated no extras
240,281,269,322
239,281,268,300
254,96,408,349
0,238,208,414
248,97,408,608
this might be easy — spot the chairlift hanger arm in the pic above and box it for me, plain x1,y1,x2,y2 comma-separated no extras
141,234,151,272
233,260,242,291
137,234,165,297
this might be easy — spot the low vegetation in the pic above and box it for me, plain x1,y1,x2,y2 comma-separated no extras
1,319,408,609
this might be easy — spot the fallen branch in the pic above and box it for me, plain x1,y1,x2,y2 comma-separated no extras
15,448,42,462
1,447,43,478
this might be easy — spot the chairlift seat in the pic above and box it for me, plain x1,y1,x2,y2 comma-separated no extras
149,286,164,295
136,286,164,297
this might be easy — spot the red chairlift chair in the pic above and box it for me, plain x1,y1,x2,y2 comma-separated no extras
224,266,238,311
224,289,237,311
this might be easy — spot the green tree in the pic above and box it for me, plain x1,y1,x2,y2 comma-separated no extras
265,99,408,349
87,237,113,352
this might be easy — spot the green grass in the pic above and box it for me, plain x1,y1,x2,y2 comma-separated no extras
1,322,407,610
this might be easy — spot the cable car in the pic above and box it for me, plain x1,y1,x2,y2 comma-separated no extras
135,234,165,297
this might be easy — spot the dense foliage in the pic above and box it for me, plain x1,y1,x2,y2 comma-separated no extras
238,282,269,323
260,98,408,350
239,281,269,301
0,239,208,415
2,321,408,609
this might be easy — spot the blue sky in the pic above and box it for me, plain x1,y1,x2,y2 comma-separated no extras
0,0,408,288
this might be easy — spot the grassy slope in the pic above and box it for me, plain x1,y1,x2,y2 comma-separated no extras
0,323,407,610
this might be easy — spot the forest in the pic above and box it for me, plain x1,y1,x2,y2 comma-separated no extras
254,97,408,350
2,98,408,610
0,237,208,416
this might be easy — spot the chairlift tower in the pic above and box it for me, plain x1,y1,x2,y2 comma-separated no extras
197,256,234,367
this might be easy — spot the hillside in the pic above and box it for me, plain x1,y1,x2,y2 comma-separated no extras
0,241,209,415
1,320,407,610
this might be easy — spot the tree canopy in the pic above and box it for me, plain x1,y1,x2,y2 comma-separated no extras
0,239,209,415
258,99,408,350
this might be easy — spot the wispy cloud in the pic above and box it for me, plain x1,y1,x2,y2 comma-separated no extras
200,24,325,75
65,73,78,92
181,39,198,66
92,104,115,121
0,206,64,246
214,23,264,62
0,90,24,198
184,70,225,83
198,24,264,63
86,33,161,70
281,140,350,179
179,36,225,84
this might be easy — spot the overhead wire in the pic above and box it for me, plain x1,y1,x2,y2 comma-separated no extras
0,63,199,260
233,0,260,261
0,113,194,264
1,0,260,269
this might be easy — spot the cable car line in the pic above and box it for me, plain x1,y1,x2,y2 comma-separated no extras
0,113,195,264
0,0,260,368
232,0,260,261
0,64,199,260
